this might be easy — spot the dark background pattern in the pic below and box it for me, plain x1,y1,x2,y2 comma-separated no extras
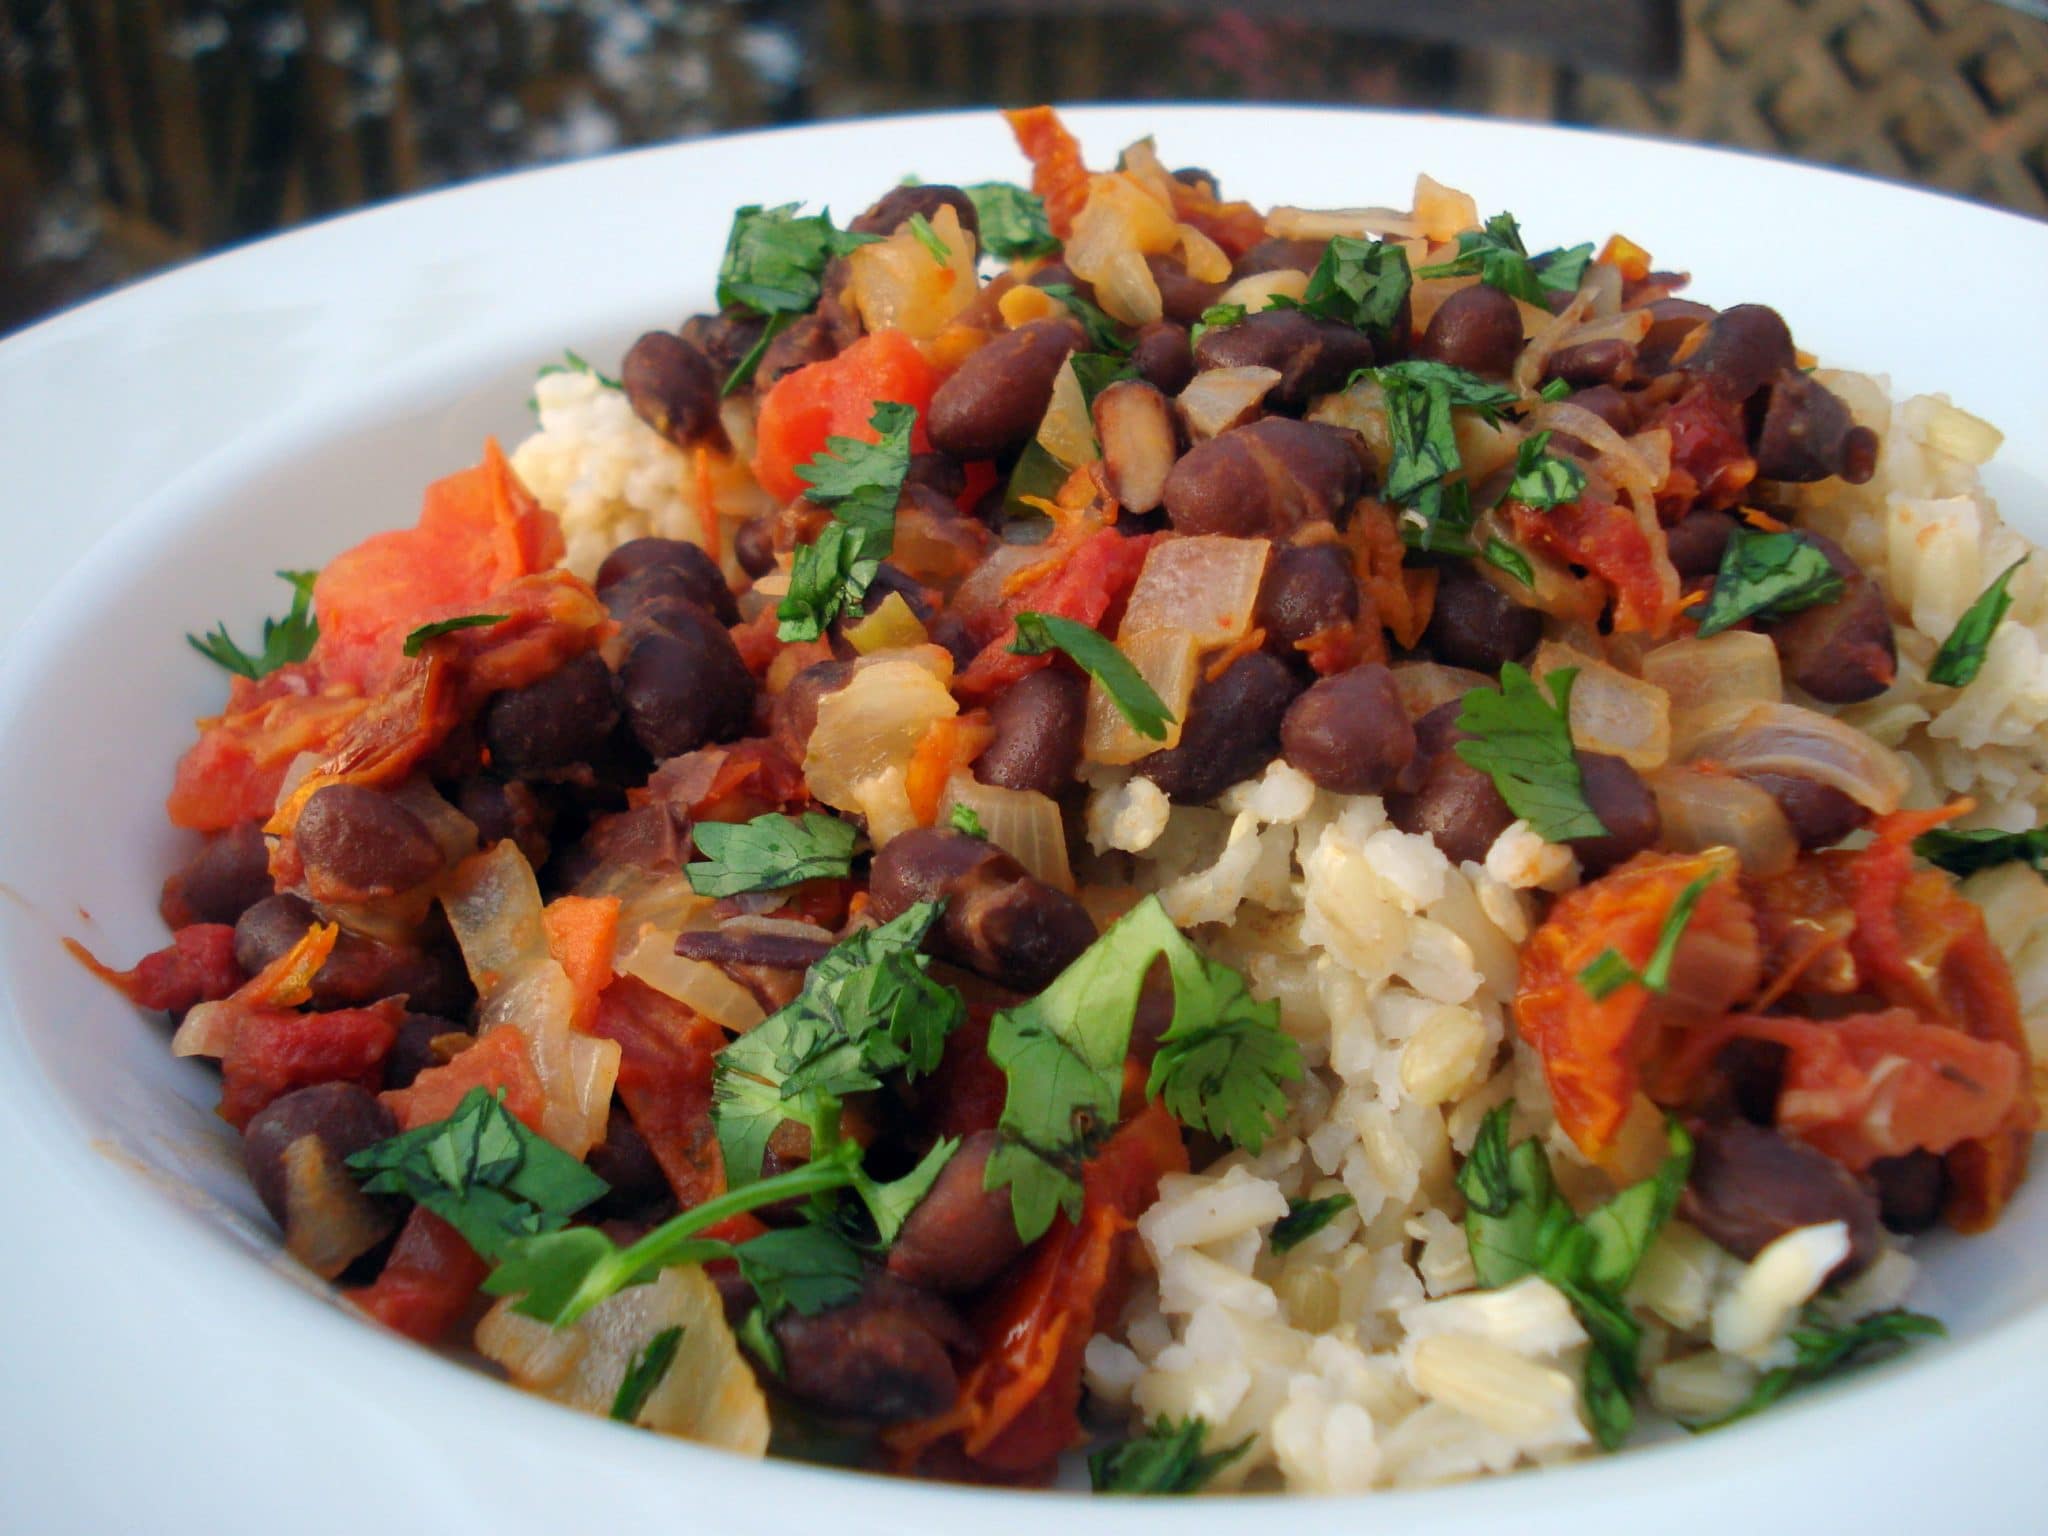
2,0,2043,336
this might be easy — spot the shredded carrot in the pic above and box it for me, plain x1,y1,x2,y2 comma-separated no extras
1203,627,1267,683
542,894,621,1035
906,713,995,827
1740,506,1789,533
1597,233,1653,283
693,447,721,564
1678,587,1708,610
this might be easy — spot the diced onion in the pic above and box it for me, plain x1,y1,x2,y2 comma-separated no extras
1649,767,1798,878
1533,641,1671,770
1178,367,1281,440
1453,413,1525,484
1644,632,1783,753
845,591,929,654
851,765,919,846
846,203,979,341
1038,357,1099,469
1390,661,1492,720
1471,506,1604,625
618,929,765,1033
1177,222,1231,283
1918,398,2002,467
1266,205,1419,241
1309,377,1390,474
1513,288,1594,399
170,1001,235,1059
1085,627,1201,765
1554,307,1651,351
1412,175,1480,241
940,773,1074,891
475,1266,770,1455
1217,269,1308,312
804,657,959,814
442,841,620,1159
1119,535,1270,648
1678,702,1911,813
1067,174,1180,326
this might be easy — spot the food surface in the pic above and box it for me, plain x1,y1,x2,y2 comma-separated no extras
84,107,2047,1495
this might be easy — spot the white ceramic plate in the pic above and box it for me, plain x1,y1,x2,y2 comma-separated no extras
0,107,2043,1536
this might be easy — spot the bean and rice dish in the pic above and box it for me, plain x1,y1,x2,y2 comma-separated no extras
81,107,2048,1494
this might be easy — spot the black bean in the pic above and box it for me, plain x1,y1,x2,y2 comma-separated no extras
1280,664,1415,795
1566,384,1639,439
1635,297,1716,375
1130,320,1195,396
383,1012,472,1090
1739,770,1870,850
1093,378,1180,513
868,827,1096,991
770,1272,966,1423
1685,304,1796,403
1870,1150,1946,1235
1418,285,1525,378
235,894,475,1016
586,1105,672,1215
1753,368,1879,485
1256,543,1360,656
1146,254,1226,326
454,776,555,869
1423,565,1542,673
771,658,855,763
673,927,833,972
1568,753,1661,876
885,1132,1025,1294
1542,338,1637,388
1230,236,1329,279
242,1082,398,1229
1386,752,1515,864
1664,509,1738,578
733,515,778,579
481,652,620,776
1679,1119,1879,1282
680,308,767,381
1139,651,1302,802
1760,534,1895,704
295,784,443,899
755,310,843,390
976,668,1087,795
616,600,756,760
904,452,968,499
927,318,1086,461
856,562,935,624
1172,166,1219,194
851,183,980,240
1162,417,1367,538
595,537,737,624
620,332,723,449
1193,308,1376,412
159,820,274,929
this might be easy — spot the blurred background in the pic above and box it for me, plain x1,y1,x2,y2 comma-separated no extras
2,0,2043,336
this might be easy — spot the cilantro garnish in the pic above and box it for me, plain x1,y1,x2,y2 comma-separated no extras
1365,361,1523,554
1577,869,1717,1001
1089,1417,1251,1494
985,896,1301,1242
1694,528,1846,638
1285,235,1412,345
1681,1308,1945,1431
1456,1103,1692,1449
1538,377,1572,402
1040,283,1130,354
964,181,1060,261
1913,821,2048,878
1928,555,2027,687
720,312,791,398
1070,351,1139,409
609,1326,683,1422
906,211,951,266
712,901,963,1242
348,1087,608,1261
1414,212,1593,305
537,349,622,392
1505,429,1589,509
948,803,988,838
1454,663,1607,844
402,613,508,656
1189,302,1246,347
1008,611,1174,741
1484,537,1536,587
777,401,918,642
1269,1192,1355,1254
685,812,859,898
187,569,320,680
716,204,877,318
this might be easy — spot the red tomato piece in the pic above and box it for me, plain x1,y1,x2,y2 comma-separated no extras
1506,493,1678,636
952,528,1158,703
751,330,938,504
381,1023,545,1133
217,1000,402,1130
345,1209,489,1344
66,923,242,1014
588,976,729,1209
1647,385,1757,517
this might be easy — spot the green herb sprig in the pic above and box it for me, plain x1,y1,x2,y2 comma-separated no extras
777,401,918,642
685,812,860,898
1929,556,2027,687
1008,610,1174,741
187,570,320,680
1454,663,1607,844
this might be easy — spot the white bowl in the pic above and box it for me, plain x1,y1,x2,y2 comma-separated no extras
1,107,2043,1534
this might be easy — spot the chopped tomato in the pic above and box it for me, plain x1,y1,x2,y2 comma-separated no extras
66,923,242,1014
751,331,937,504
643,738,810,826
1506,493,1679,636
346,1209,488,1344
381,1023,545,1132
1002,106,1094,238
218,1000,402,1129
888,1102,1187,1479
542,894,620,1035
588,976,728,1208
1645,385,1756,518
952,528,1158,702
313,440,563,693
166,672,368,831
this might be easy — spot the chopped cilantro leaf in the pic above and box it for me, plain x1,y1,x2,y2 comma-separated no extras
1576,870,1717,1000
1535,242,1596,294
609,1327,682,1422
1070,351,1139,409
1009,611,1174,741
348,1086,608,1261
1505,429,1588,509
401,612,508,656
1269,1192,1355,1254
1288,235,1412,344
537,349,622,391
1367,361,1519,543
1913,822,2048,878
1040,283,1130,353
777,401,918,642
1577,948,1638,1002
1371,359,1521,419
1147,967,1300,1151
1484,537,1536,587
948,803,988,838
716,204,877,317
1929,555,2026,687
964,181,1059,261
1454,663,1607,843
685,812,859,898
731,1224,866,1320
187,570,320,680
1694,528,1845,638
906,211,951,265
1683,1309,1945,1431
720,310,793,397
1414,212,1590,306
1089,1417,1251,1494
1189,302,1246,346
1538,377,1572,402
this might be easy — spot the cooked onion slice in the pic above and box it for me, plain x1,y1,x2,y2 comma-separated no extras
1648,766,1799,878
1678,701,1911,813
1533,641,1671,771
940,773,1074,891
804,658,960,815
